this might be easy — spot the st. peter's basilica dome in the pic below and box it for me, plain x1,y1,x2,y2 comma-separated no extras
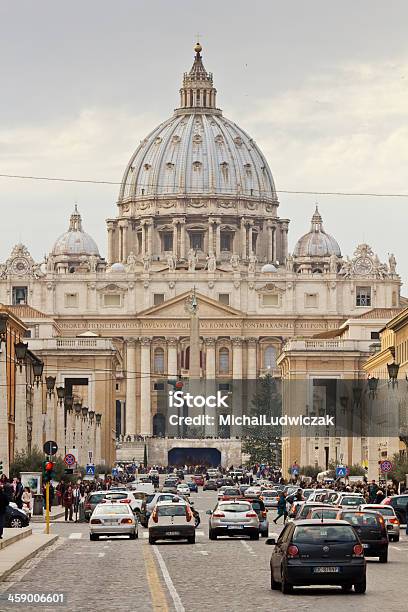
52,206,100,257
293,206,341,258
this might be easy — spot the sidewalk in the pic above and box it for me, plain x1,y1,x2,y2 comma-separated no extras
30,505,65,523
0,528,58,582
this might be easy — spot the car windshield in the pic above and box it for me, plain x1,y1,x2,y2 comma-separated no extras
95,505,129,515
342,512,380,526
158,506,186,517
90,494,105,503
220,504,251,513
293,525,357,543
342,497,365,506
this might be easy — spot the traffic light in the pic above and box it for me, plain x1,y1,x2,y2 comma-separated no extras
43,460,55,483
0,460,3,474
167,378,184,390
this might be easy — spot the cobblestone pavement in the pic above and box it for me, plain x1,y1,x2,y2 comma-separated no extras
1,488,408,612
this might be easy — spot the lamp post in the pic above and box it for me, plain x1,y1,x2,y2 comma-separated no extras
14,341,28,372
95,413,102,466
32,360,44,388
387,361,400,388
45,376,56,399
56,386,65,406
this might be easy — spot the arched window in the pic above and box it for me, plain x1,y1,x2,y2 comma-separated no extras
153,347,165,374
264,346,277,371
219,348,230,374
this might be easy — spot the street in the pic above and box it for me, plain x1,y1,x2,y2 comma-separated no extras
1,483,408,612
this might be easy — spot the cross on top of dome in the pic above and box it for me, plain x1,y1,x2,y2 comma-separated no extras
311,205,323,232
69,204,83,232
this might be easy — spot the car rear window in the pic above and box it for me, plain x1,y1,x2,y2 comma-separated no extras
374,507,395,517
95,505,129,515
219,503,251,513
105,493,128,500
158,506,186,517
263,491,278,497
132,492,145,500
310,509,339,519
164,481,176,486
146,494,155,504
223,489,240,496
341,497,365,506
299,505,317,518
89,493,105,503
293,525,357,543
342,512,381,526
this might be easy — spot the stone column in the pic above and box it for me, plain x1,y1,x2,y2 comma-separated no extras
267,222,273,262
248,221,253,255
140,338,152,436
167,338,178,378
232,337,243,437
125,338,137,436
246,338,257,379
14,366,27,454
118,225,123,263
121,221,128,263
172,220,178,258
180,219,186,259
241,219,247,259
31,385,43,453
147,220,153,256
107,222,115,265
204,338,217,436
281,222,289,263
120,400,126,437
208,219,214,254
215,219,221,259
141,221,146,255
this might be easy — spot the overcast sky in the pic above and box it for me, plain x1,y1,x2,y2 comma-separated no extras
1,1,407,286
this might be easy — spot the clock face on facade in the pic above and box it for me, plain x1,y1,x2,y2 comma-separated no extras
11,258,29,275
354,256,373,275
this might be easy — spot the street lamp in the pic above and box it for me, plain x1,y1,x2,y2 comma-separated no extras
32,360,44,388
387,361,400,388
56,386,65,406
64,395,74,412
88,408,95,422
45,376,56,398
368,376,379,398
0,314,7,347
14,341,28,372
81,406,88,419
95,413,102,425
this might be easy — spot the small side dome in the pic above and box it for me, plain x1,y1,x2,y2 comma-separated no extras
52,206,100,257
293,206,341,258
261,263,277,273
109,262,126,273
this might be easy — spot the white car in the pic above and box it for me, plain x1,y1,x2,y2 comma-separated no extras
260,490,280,508
148,500,196,544
89,502,138,540
176,483,190,496
244,486,262,497
103,490,144,514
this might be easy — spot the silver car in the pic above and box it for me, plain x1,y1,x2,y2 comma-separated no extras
89,503,138,540
260,490,280,509
208,500,259,540
148,500,196,544
359,504,400,542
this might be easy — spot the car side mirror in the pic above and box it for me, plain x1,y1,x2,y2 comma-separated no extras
206,510,212,515
265,537,276,545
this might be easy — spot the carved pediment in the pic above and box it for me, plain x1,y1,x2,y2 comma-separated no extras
138,291,244,318
96,283,128,293
255,282,285,294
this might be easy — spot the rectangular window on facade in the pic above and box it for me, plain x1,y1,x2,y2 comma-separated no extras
220,232,232,251
218,293,230,305
153,293,165,305
154,382,165,391
370,331,380,340
190,232,203,251
262,294,279,307
163,232,173,251
218,383,230,391
12,287,28,305
65,293,79,308
103,294,121,307
305,293,318,308
356,286,371,307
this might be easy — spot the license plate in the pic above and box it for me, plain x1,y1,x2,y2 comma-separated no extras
166,531,180,536
228,525,243,529
313,567,340,573
363,543,369,549
105,519,117,524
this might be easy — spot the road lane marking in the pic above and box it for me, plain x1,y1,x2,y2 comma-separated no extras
153,545,185,612
142,544,169,612
391,546,402,551
193,550,209,556
240,540,256,556
195,530,204,536
69,533,83,539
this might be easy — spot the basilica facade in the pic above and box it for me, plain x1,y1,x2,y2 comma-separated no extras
0,44,402,467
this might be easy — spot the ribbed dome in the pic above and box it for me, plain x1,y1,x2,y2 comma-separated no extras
119,45,276,203
293,207,341,258
52,206,100,257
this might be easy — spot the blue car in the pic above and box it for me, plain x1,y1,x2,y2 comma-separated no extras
187,481,198,493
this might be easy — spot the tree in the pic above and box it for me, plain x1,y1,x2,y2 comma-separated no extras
297,465,323,479
10,447,68,481
389,453,408,484
348,464,366,477
242,375,281,466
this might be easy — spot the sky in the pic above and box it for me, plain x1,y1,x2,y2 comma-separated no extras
0,0,407,285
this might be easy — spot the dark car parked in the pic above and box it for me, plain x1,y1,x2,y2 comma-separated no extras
267,520,366,594
383,494,408,524
6,504,30,529
203,479,218,491
337,510,389,562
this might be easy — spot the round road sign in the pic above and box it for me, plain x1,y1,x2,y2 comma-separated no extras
43,440,58,456
380,460,393,473
64,453,76,466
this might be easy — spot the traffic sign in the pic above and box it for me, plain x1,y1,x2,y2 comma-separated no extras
291,464,299,476
43,440,58,456
64,453,76,467
336,466,349,478
380,460,393,473
86,464,95,476
112,468,119,477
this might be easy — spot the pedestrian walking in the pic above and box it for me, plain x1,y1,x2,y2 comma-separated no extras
22,487,32,517
273,492,288,524
63,485,74,521
14,478,24,509
0,485,9,539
